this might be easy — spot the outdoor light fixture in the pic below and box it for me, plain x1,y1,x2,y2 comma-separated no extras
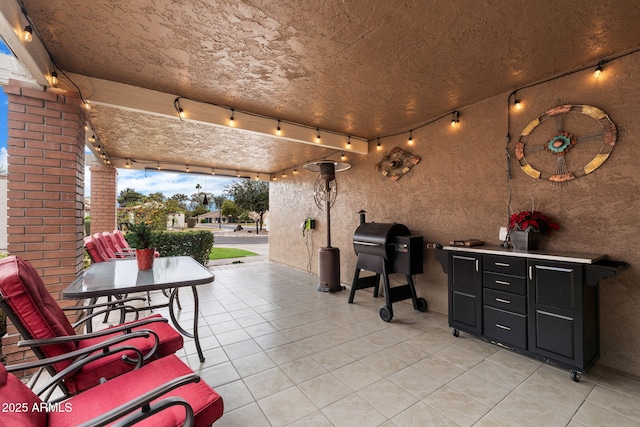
341,152,346,161
229,109,235,126
514,98,522,110
22,25,33,42
211,168,215,175
408,130,414,145
157,163,161,170
186,165,190,172
347,137,351,148
377,138,381,150
84,101,91,110
50,71,58,86
594,61,604,78
316,129,321,143
451,111,460,127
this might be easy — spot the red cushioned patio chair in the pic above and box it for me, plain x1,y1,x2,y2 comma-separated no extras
0,256,184,396
1,351,224,426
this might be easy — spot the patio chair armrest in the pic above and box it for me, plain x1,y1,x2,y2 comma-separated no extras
70,305,141,329
8,331,152,373
77,374,200,427
18,317,168,347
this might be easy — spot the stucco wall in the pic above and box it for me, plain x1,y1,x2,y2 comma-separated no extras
269,53,640,377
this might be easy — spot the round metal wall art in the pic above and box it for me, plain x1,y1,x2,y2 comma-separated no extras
515,104,617,183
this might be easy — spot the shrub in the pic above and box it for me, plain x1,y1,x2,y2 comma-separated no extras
150,230,214,266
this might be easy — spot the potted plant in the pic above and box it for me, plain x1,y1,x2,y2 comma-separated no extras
126,222,156,270
508,210,560,251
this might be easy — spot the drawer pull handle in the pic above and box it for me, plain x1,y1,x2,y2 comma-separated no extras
495,280,510,286
495,262,510,267
496,324,511,331
495,298,511,304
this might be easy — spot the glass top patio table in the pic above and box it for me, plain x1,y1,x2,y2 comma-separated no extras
63,256,214,362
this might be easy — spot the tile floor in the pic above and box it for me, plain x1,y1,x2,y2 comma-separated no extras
110,261,640,426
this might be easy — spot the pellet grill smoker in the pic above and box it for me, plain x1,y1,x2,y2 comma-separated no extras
303,160,351,292
349,211,427,321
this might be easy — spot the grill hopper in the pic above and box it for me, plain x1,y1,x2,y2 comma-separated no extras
349,220,426,321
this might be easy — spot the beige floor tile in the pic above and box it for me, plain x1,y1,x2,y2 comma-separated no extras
388,366,444,399
360,349,408,377
412,354,465,383
243,367,295,400
422,385,490,426
222,338,262,359
319,326,358,346
296,334,334,354
215,402,271,427
383,341,430,364
216,328,252,346
257,386,318,426
199,361,240,388
214,380,254,412
333,360,383,391
586,385,640,421
254,331,292,350
321,393,387,427
597,370,640,397
280,356,328,384
265,342,308,365
474,410,525,427
486,349,543,377
469,359,528,390
525,365,596,399
338,336,381,359
433,346,485,371
391,402,460,427
493,391,573,427
448,371,512,407
244,321,278,338
231,351,276,377
357,379,418,418
287,411,334,427
572,401,640,427
311,346,356,371
298,373,353,408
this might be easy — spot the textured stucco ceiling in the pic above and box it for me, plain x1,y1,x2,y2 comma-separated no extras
17,0,640,174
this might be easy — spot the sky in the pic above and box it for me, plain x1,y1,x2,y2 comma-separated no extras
1,38,240,199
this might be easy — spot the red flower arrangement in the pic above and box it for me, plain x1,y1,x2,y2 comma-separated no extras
509,210,560,236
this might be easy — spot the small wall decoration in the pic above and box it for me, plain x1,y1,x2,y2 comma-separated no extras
375,147,421,181
515,104,617,184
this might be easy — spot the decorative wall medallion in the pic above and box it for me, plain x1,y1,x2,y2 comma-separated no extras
515,104,617,183
375,147,421,181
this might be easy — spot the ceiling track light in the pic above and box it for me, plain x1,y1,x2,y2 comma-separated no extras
276,119,282,135
451,111,460,127
408,130,414,145
22,25,33,43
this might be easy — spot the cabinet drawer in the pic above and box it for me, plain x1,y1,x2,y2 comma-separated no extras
483,272,527,295
484,288,526,314
484,306,527,349
483,255,526,277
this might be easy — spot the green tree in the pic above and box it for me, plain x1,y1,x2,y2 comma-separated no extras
225,180,269,231
212,195,226,229
146,192,166,203
221,199,242,221
117,188,144,207
169,193,189,210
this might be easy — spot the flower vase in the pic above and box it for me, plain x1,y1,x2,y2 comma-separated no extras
510,230,542,252
136,248,155,270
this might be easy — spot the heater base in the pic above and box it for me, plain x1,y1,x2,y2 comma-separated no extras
318,247,344,292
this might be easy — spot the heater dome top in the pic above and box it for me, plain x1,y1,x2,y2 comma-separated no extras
303,160,351,173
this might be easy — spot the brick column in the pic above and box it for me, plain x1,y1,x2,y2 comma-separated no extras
2,80,85,366
89,164,117,233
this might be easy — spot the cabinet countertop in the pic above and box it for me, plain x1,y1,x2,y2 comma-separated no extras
442,245,606,264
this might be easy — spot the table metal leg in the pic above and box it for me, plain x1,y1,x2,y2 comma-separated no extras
168,285,204,363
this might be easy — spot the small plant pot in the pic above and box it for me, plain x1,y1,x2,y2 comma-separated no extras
510,230,542,252
186,218,197,228
136,248,155,270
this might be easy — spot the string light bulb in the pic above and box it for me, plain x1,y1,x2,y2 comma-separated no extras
276,119,282,135
157,163,161,170
229,109,235,126
341,152,346,161
178,108,185,119
186,165,190,173
315,129,321,143
293,168,298,174
514,98,522,110
84,101,91,111
126,159,132,167
377,138,381,151
236,170,240,177
408,130,414,145
211,168,215,175
594,60,605,79
347,136,351,148
50,71,58,86
451,111,460,127
22,26,33,43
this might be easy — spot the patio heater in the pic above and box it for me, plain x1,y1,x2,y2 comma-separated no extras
303,160,351,292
